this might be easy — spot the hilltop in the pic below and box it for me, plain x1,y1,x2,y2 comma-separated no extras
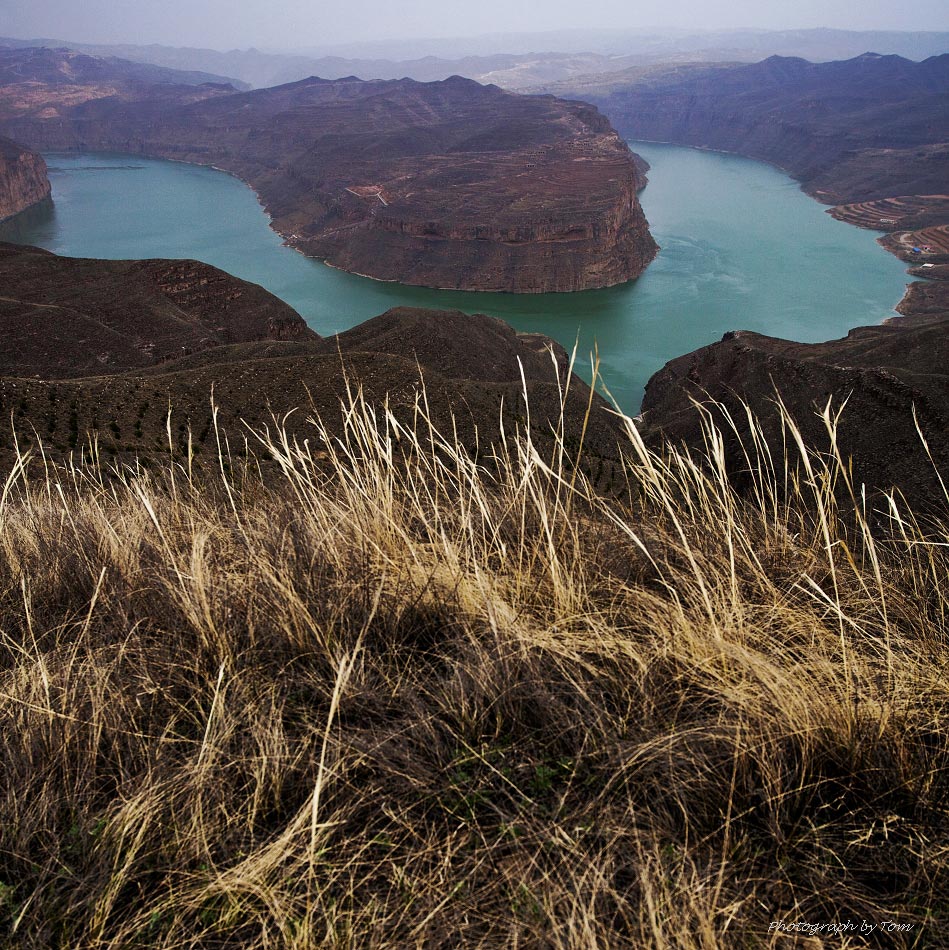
0,314,947,947
0,47,657,293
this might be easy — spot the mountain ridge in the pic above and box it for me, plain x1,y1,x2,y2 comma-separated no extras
545,51,949,204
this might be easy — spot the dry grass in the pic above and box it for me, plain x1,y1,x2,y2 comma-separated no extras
0,372,947,948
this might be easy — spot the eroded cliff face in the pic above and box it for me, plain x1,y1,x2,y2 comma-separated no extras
0,63,658,293
0,137,51,222
296,131,656,293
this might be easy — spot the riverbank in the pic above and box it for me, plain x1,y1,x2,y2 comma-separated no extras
826,195,949,327
892,277,949,324
829,193,949,261
1,146,909,413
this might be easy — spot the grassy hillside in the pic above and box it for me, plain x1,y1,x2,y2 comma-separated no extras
0,378,946,947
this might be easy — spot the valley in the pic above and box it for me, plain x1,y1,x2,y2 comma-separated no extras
0,143,909,412
0,25,948,949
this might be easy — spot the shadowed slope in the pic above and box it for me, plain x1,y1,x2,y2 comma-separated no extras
0,242,317,377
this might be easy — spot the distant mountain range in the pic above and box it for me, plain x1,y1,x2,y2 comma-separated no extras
0,43,247,89
2,28,947,89
549,52,949,205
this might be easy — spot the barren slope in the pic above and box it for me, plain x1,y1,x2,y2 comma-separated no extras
0,49,658,293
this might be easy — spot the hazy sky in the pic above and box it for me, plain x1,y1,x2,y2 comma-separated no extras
3,0,948,51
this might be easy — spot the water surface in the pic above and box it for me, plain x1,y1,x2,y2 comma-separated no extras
0,144,908,412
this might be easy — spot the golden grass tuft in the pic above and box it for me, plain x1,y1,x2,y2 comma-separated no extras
0,371,946,947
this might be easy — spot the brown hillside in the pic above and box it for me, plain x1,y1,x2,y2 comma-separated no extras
0,48,658,293
0,340,624,479
0,243,626,478
641,284,949,509
0,242,317,378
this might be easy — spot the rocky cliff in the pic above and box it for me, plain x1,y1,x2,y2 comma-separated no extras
0,137,50,222
0,49,658,293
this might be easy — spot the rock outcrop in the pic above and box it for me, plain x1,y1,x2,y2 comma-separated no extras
640,295,949,508
0,242,317,378
894,277,949,322
0,136,50,222
0,49,658,293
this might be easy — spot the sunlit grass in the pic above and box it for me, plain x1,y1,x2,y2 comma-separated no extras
0,365,946,947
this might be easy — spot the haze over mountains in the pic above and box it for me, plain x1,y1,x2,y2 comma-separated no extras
0,44,248,89
3,27,948,89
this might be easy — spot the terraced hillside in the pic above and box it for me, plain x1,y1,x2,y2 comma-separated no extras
881,224,949,263
0,242,316,377
829,194,949,231
0,47,658,293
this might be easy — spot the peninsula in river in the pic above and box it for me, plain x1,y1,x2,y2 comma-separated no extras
0,47,658,293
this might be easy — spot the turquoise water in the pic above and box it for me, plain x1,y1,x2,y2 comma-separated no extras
0,144,909,412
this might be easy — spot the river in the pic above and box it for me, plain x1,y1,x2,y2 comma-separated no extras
0,142,909,412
